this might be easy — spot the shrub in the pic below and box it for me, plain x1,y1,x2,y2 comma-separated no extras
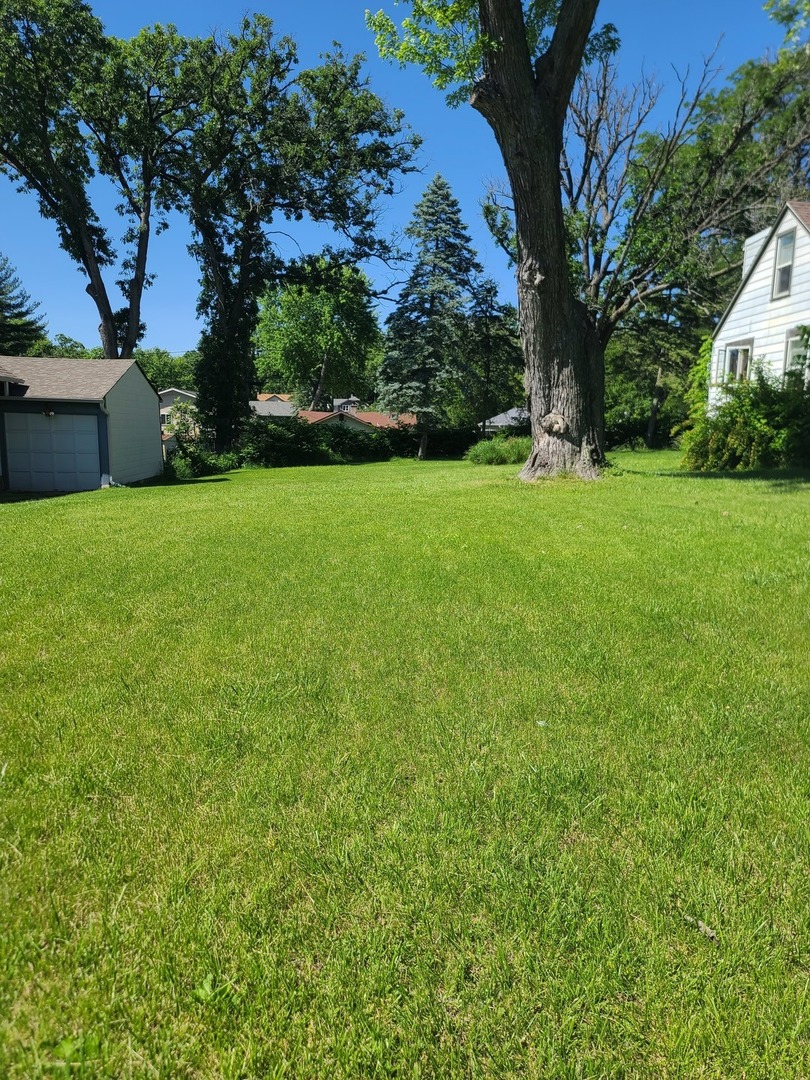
165,446,241,478
681,368,810,471
238,415,330,468
465,436,533,465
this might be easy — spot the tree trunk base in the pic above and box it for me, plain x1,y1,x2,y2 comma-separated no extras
519,431,603,480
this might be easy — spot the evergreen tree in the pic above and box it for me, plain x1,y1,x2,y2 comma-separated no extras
376,174,483,457
0,253,47,355
452,279,524,430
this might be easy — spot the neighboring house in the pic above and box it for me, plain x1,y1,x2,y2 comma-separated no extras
256,392,293,403
158,387,197,429
0,357,162,492
158,388,198,457
297,409,416,430
333,396,364,413
711,201,810,404
485,406,530,432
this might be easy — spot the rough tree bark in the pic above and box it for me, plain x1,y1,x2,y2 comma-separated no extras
471,0,604,478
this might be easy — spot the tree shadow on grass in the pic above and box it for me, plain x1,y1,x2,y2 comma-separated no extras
0,475,231,502
136,474,232,489
617,463,810,489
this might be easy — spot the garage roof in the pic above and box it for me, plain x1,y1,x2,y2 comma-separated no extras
0,357,137,401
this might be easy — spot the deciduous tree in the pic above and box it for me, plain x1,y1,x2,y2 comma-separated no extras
0,2,187,358
370,0,613,477
256,260,382,408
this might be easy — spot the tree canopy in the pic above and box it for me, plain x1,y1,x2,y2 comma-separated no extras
255,261,382,408
1,3,419,443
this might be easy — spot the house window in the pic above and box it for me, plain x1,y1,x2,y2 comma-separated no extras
772,230,795,299
785,334,808,376
726,343,751,382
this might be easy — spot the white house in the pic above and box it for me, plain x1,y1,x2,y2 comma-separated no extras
158,387,197,429
0,357,162,492
711,201,810,404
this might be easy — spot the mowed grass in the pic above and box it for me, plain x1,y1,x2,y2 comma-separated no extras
1,452,809,1077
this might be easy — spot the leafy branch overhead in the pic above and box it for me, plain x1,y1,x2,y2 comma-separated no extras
367,1,618,107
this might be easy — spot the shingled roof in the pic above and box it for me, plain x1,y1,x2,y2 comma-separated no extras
787,200,810,230
0,357,138,400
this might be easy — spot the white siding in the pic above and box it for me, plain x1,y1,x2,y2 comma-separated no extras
158,389,196,409
712,211,810,403
742,227,769,276
105,365,163,484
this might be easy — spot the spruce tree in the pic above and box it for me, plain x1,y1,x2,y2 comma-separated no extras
377,174,482,457
0,254,47,355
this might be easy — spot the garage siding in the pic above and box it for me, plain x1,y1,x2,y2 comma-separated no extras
105,365,163,484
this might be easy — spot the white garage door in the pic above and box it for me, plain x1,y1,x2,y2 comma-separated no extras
5,412,100,492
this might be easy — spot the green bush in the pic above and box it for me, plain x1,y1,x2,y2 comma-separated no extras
465,435,533,465
682,368,810,471
238,416,331,468
165,446,241,479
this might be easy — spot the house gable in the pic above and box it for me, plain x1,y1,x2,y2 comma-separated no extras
711,203,810,390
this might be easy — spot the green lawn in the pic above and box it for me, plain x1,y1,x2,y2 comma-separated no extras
1,452,809,1077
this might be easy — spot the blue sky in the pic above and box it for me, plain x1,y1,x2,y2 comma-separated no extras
0,1,785,354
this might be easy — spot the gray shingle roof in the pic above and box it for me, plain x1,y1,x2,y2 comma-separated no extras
250,399,296,417
0,356,136,401
0,362,25,383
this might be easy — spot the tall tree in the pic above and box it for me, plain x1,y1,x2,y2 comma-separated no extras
370,0,613,478
456,280,524,430
149,18,418,449
0,2,189,357
484,43,810,357
256,260,382,408
376,174,483,457
0,254,47,354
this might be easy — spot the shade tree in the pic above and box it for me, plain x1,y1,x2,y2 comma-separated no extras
255,260,382,408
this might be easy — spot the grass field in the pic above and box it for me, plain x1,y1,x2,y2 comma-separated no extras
1,451,809,1077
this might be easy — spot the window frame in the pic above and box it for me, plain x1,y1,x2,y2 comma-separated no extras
772,228,796,300
725,338,754,382
784,328,809,377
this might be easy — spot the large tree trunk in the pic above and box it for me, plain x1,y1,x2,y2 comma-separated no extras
310,351,329,410
472,0,604,479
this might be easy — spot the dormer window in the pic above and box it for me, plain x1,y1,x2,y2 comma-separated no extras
772,230,795,299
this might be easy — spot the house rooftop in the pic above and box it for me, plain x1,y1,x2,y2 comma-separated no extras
787,200,810,229
250,399,296,417
0,356,137,400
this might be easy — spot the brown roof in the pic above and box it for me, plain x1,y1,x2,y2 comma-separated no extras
356,411,417,428
297,409,373,426
0,356,138,401
257,392,293,401
297,408,417,429
787,201,810,230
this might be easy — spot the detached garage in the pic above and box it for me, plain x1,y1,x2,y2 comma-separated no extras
0,357,162,493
